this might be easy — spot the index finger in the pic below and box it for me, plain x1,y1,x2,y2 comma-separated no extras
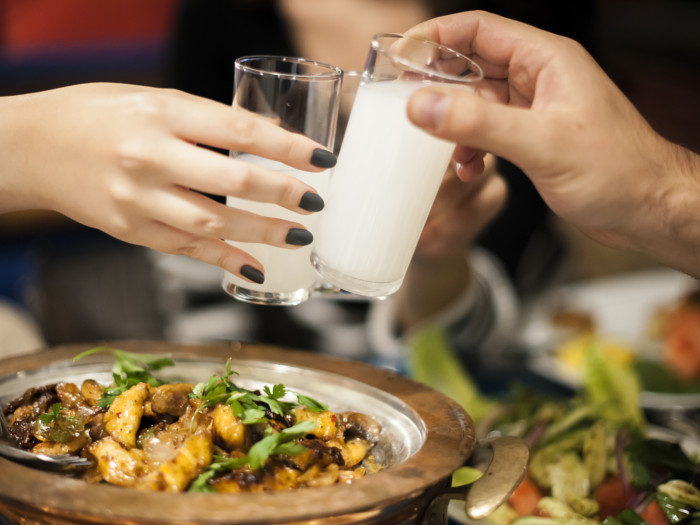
165,92,337,172
404,11,557,80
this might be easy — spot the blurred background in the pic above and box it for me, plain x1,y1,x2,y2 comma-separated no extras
0,0,698,351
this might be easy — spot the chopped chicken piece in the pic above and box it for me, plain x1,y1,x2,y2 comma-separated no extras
104,382,150,448
89,436,146,487
138,431,213,492
293,407,338,440
211,403,247,449
340,438,373,468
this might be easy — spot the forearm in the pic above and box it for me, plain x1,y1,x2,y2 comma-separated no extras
644,142,700,278
603,137,700,279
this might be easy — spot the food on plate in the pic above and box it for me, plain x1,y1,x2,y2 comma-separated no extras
660,288,700,381
549,285,700,395
464,343,700,525
2,347,382,492
555,333,636,372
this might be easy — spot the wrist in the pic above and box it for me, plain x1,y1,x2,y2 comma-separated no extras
626,138,700,277
0,94,45,213
395,250,471,331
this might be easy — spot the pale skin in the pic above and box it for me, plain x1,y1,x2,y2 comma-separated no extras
281,0,507,331
0,83,334,284
405,11,700,279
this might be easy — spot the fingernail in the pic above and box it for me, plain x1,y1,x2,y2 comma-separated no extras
240,265,264,284
310,148,337,168
285,228,313,246
411,90,447,131
299,191,325,212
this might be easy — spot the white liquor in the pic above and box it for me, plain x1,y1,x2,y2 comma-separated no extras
313,80,456,296
224,154,329,304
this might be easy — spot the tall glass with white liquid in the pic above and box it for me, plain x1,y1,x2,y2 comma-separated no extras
224,155,330,303
312,34,483,297
222,56,342,305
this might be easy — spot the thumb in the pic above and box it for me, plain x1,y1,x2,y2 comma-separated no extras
407,85,551,174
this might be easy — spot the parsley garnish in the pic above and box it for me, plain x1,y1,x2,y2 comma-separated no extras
295,392,329,413
73,347,174,408
38,402,62,424
188,420,316,492
246,420,315,469
189,359,329,430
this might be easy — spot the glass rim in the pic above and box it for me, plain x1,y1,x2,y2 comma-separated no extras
234,55,343,80
371,32,484,83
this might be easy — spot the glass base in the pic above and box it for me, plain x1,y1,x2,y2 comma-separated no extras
222,281,310,306
310,252,401,298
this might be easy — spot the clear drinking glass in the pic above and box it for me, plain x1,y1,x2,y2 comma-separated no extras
311,33,483,297
222,56,342,305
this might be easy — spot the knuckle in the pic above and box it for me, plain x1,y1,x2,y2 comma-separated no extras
121,92,167,123
213,250,238,272
107,216,133,240
109,177,137,205
261,223,279,246
174,238,205,260
229,115,258,149
174,238,239,273
129,90,170,117
115,138,155,173
226,163,256,195
283,136,307,164
196,211,227,237
278,177,298,206
449,95,483,136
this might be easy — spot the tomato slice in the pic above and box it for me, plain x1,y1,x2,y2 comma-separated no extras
508,475,544,516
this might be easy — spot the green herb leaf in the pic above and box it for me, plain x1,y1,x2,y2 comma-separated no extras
38,402,62,424
246,420,316,470
74,347,174,408
188,454,250,493
188,359,314,431
188,470,218,493
294,392,329,413
187,420,314,494
189,359,251,430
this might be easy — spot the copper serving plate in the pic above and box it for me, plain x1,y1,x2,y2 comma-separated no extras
0,341,528,525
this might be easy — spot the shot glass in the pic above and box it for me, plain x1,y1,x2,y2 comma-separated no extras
222,56,342,305
311,34,483,297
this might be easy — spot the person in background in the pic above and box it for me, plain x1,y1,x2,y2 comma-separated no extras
404,11,700,280
157,0,592,387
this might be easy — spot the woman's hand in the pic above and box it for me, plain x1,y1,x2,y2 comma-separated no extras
405,11,700,278
0,83,335,284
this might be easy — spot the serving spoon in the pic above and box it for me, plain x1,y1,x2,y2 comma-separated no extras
0,409,93,472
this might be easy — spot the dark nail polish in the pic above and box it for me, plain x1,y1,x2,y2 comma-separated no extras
299,191,325,212
310,148,337,168
285,228,313,246
240,265,264,284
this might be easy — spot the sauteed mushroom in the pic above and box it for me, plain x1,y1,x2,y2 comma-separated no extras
340,412,382,443
150,383,194,417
